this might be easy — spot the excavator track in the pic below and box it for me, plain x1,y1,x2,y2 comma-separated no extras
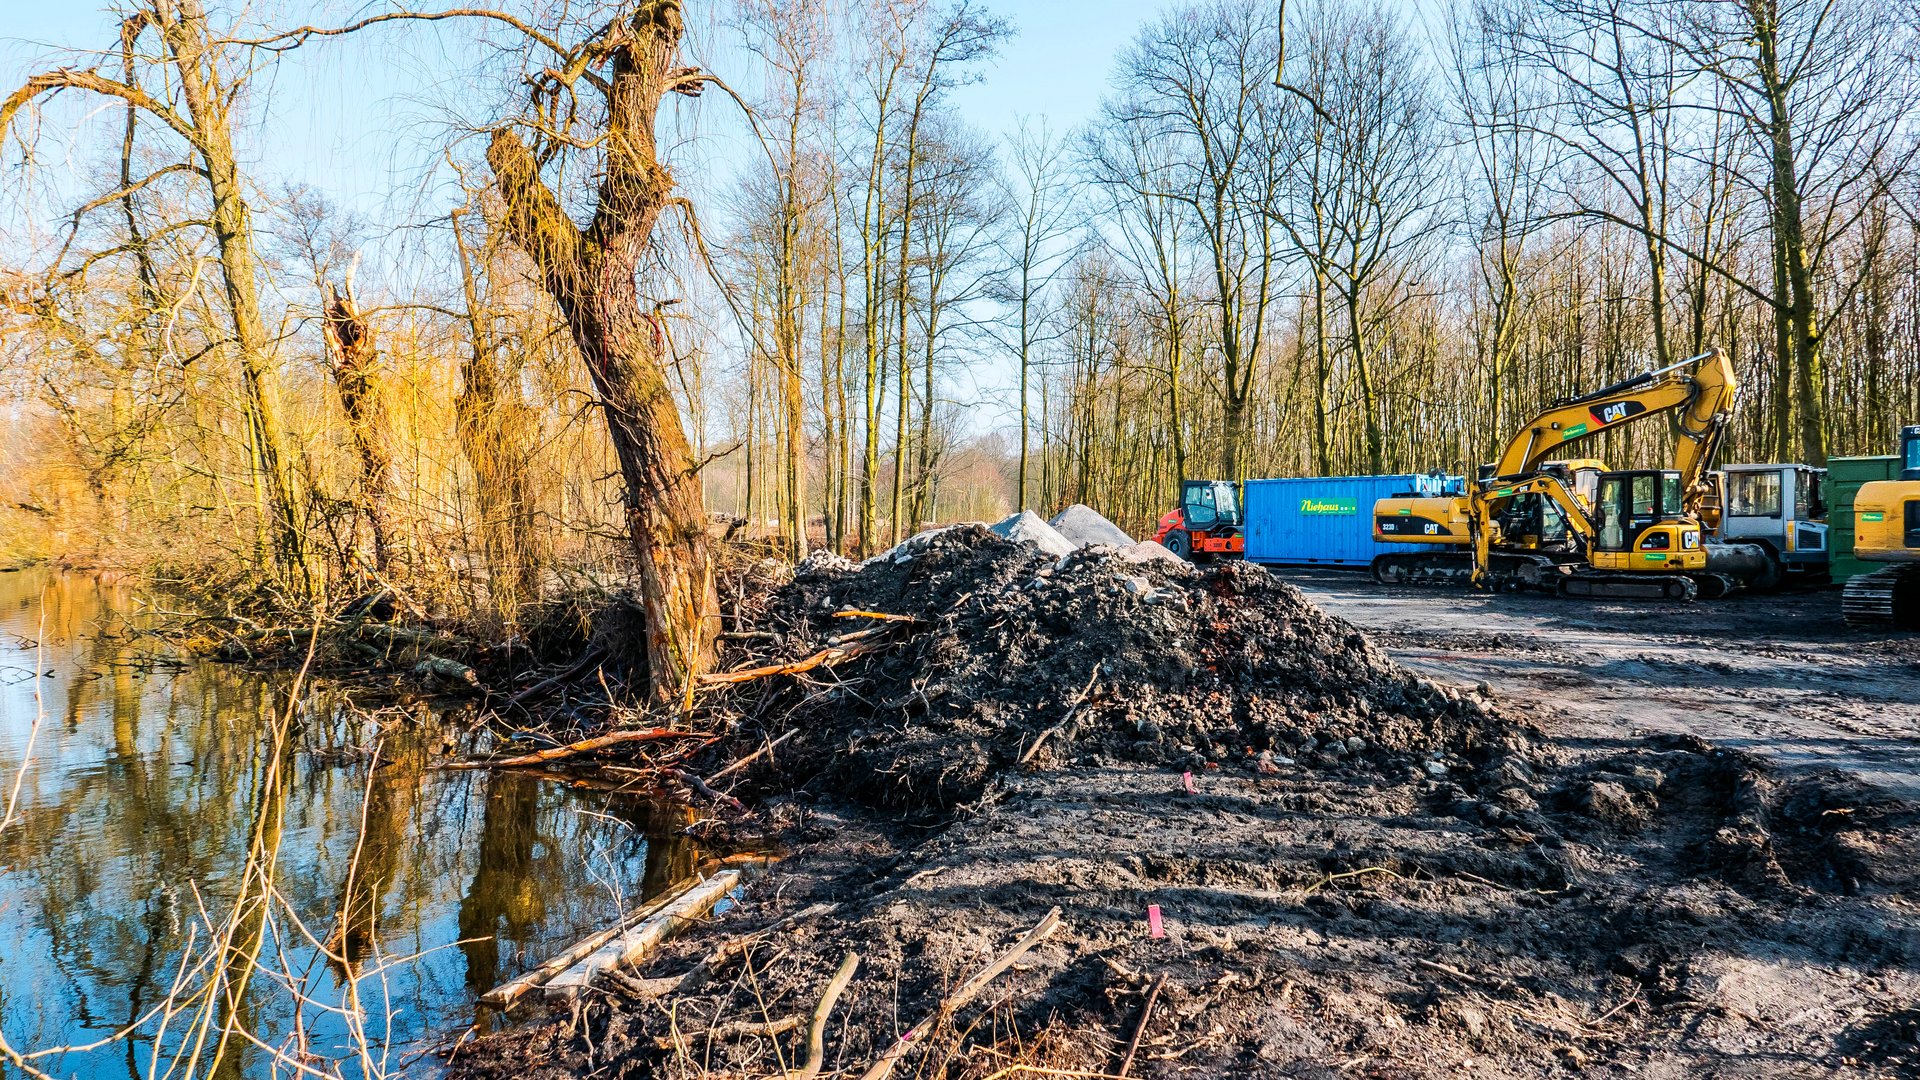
1370,551,1565,590
1842,566,1920,630
1556,572,1698,602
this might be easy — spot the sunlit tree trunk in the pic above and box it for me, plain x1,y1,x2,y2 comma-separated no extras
485,2,717,699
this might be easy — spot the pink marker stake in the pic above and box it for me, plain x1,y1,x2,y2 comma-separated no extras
1182,770,1196,795
1147,904,1166,938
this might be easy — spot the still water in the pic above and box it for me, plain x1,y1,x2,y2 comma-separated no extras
0,570,696,1079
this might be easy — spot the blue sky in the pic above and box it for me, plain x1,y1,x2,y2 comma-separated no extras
0,0,1176,238
0,0,1211,434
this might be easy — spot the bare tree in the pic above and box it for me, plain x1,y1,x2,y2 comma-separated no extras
1669,0,1919,462
1499,0,1686,374
1283,0,1445,475
1,0,308,583
994,120,1078,509
735,0,838,558
1443,0,1554,460
1106,0,1285,478
1085,108,1200,482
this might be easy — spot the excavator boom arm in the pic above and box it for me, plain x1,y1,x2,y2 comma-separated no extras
1491,350,1738,507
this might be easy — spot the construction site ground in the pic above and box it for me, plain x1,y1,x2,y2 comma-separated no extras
453,541,1920,1080
1282,571,1920,800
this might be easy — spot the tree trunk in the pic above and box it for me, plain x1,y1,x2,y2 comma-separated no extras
1017,276,1031,508
1346,289,1385,474
156,0,306,584
1312,271,1331,474
484,3,716,700
1769,223,1796,461
1758,12,1828,464
320,283,394,575
452,214,542,623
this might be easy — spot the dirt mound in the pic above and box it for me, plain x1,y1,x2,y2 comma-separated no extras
717,526,1527,812
450,533,1920,1080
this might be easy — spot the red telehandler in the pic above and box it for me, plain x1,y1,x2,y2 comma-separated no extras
1150,479,1245,561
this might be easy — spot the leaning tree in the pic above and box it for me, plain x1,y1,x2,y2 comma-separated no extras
479,2,720,700
266,0,725,698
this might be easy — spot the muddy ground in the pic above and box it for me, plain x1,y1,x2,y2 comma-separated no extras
450,545,1920,1080
1284,572,1920,799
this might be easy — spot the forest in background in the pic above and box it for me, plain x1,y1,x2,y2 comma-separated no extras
3,0,1920,640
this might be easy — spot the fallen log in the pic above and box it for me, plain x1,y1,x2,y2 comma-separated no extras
831,610,923,623
413,656,481,688
479,887,686,1008
504,646,608,709
443,727,706,770
857,906,1064,1080
360,624,465,650
696,637,893,687
623,901,840,1002
542,870,743,1000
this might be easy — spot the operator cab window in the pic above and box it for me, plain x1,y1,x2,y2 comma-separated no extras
1216,484,1240,524
1186,484,1218,528
1632,474,1658,518
1727,471,1782,518
1597,477,1626,550
1796,470,1826,520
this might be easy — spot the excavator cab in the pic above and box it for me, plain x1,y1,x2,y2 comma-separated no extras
1483,459,1603,553
1843,426,1920,628
1590,470,1706,572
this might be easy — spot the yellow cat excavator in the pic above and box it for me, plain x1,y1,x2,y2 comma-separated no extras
1842,425,1920,628
1373,348,1770,600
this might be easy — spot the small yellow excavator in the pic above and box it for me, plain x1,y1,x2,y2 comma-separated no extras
1373,348,1769,600
1842,425,1920,628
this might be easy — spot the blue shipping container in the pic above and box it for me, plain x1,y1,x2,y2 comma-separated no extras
1243,474,1461,567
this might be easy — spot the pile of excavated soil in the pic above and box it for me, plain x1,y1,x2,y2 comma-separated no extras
447,531,1920,1079
725,525,1527,813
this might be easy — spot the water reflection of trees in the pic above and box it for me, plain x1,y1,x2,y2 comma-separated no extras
0,571,698,1078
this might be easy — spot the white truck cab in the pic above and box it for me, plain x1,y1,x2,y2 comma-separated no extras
1719,463,1830,581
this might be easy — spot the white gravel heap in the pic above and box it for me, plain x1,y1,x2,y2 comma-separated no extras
1048,504,1136,549
988,510,1078,558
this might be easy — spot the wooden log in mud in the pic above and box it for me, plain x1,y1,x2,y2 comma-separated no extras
479,879,685,1008
541,870,743,1000
412,655,481,687
695,636,893,686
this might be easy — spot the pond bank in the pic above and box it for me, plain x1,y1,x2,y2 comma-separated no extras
0,569,699,1079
